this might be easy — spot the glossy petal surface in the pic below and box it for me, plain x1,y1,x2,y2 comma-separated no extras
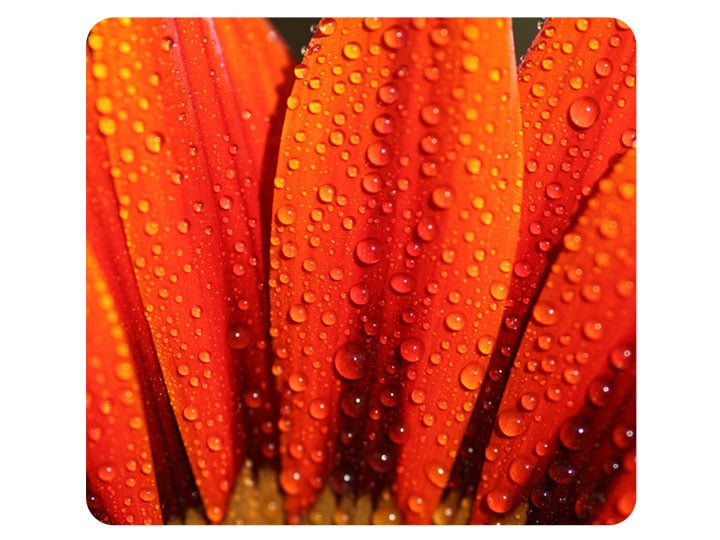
453,17,636,496
86,17,292,522
470,149,636,524
269,17,523,523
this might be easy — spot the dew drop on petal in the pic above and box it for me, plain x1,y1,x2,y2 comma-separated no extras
497,410,526,437
349,282,371,306
568,96,600,129
459,361,485,390
355,237,383,265
366,140,393,167
445,312,466,332
382,25,408,49
532,301,559,326
334,342,366,380
399,338,424,363
486,489,512,514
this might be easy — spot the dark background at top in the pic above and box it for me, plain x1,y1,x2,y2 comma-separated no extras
269,18,542,64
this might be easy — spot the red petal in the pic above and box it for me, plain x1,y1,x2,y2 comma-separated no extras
453,17,636,496
86,17,292,522
268,17,523,523
469,148,636,523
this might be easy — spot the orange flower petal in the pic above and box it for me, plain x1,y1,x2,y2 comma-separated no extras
268,17,523,523
452,17,636,494
86,17,292,522
469,148,636,523
86,245,163,524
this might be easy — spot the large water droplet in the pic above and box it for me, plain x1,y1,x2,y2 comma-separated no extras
355,237,383,265
366,140,393,167
568,96,600,129
334,342,366,380
486,489,512,514
497,409,526,437
382,25,408,49
399,338,424,363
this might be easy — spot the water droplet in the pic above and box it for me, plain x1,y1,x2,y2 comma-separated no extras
420,134,440,154
497,410,526,437
377,82,399,105
389,273,415,295
486,489,512,514
279,469,303,495
621,129,636,148
373,113,396,135
190,305,202,319
340,388,366,418
568,96,600,129
587,375,613,407
461,53,480,73
343,41,362,60
348,282,371,306
490,281,509,301
430,185,455,209
548,457,576,485
459,361,485,390
558,416,590,451
355,237,383,265
334,342,366,380
609,344,634,370
97,464,117,482
399,338,424,363
415,217,437,241
594,57,613,77
423,462,449,488
420,103,442,125
317,17,336,36
183,405,199,421
276,204,298,225
309,398,329,419
509,458,534,486
519,392,538,411
445,312,466,332
582,319,604,341
361,172,383,194
366,140,393,167
383,25,408,49
532,301,558,326
285,372,308,394
288,304,308,324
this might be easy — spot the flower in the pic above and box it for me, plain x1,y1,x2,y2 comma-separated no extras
86,17,636,525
